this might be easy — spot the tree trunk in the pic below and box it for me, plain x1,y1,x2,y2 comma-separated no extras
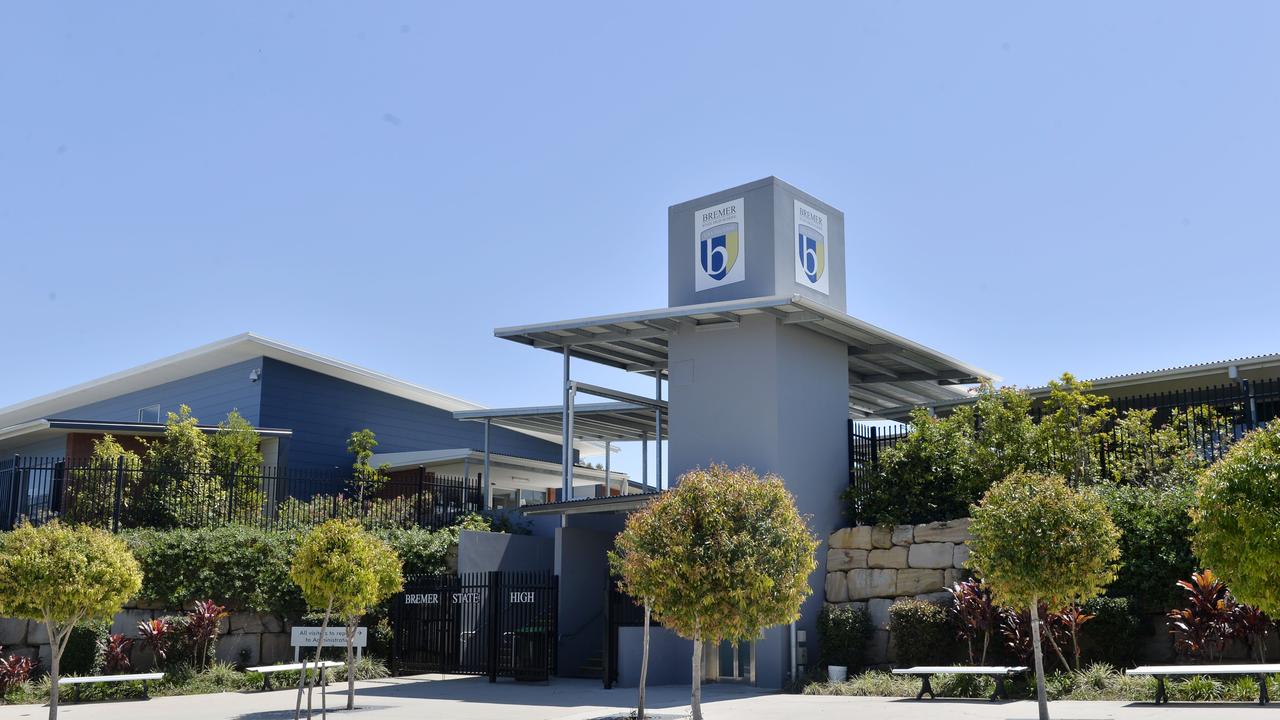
306,603,333,720
1042,615,1070,673
346,620,357,711
981,631,990,665
691,635,703,720
46,620,60,720
1029,601,1050,720
638,604,650,720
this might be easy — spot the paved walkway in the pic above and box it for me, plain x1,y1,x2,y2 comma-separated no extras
0,675,1275,720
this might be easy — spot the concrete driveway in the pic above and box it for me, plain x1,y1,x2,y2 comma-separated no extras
0,675,1274,720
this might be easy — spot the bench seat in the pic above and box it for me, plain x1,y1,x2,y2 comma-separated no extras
245,661,345,690
892,666,1028,701
58,672,165,702
1126,664,1280,705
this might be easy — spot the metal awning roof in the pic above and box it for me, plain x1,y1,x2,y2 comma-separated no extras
519,491,662,516
455,401,667,442
495,294,997,419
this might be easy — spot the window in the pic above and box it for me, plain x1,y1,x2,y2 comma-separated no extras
138,404,161,423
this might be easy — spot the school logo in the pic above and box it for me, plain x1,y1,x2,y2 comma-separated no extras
694,198,746,291
700,226,740,281
794,200,830,294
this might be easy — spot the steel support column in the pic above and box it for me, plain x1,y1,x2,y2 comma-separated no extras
483,419,492,509
604,440,612,495
655,374,663,490
641,433,648,492
562,347,571,499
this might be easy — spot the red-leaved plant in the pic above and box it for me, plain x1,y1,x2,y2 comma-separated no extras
1230,599,1271,662
1167,569,1232,661
185,600,228,671
0,650,35,697
950,580,1000,664
98,633,134,673
137,618,173,663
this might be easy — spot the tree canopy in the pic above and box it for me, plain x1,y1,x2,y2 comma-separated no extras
967,471,1120,611
1191,424,1280,615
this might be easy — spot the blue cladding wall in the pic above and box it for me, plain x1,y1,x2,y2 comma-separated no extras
58,358,265,427
256,358,563,470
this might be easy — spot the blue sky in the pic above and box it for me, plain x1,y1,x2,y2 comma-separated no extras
2,3,1277,482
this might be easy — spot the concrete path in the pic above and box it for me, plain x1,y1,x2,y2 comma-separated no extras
0,675,1274,720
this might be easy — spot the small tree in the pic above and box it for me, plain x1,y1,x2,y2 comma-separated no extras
1191,424,1280,616
347,429,389,504
290,520,403,718
0,521,142,720
333,536,402,710
611,465,817,720
967,472,1119,720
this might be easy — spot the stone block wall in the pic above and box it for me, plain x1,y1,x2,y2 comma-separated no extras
0,602,294,672
824,518,971,666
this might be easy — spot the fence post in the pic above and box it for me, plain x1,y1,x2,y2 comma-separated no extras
111,455,126,533
487,571,501,683
4,455,20,531
416,467,425,527
226,462,239,523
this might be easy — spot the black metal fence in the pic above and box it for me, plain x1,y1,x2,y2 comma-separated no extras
603,582,660,689
390,571,558,682
847,378,1280,522
0,455,482,532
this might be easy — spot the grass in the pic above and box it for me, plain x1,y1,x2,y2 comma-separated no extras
803,664,1280,703
0,657,391,706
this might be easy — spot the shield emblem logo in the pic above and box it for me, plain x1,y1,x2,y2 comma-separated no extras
700,223,740,282
797,226,826,284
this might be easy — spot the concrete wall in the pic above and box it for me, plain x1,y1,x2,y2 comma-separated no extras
616,626,693,687
457,529,554,574
554,524,616,677
666,311,849,686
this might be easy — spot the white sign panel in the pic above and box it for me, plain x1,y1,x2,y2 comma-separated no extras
694,198,745,291
794,200,829,294
291,626,366,648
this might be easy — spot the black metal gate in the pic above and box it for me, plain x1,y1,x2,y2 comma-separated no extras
391,571,557,682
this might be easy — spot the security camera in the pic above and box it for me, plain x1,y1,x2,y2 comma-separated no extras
249,368,261,383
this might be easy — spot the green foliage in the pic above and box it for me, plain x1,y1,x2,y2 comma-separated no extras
1191,424,1280,616
888,599,952,667
375,526,459,576
1079,596,1140,668
209,409,263,470
850,375,1218,527
1097,482,1196,610
968,472,1120,611
0,521,142,629
347,429,390,502
124,526,304,616
611,465,818,644
290,520,404,617
63,622,108,676
817,604,871,670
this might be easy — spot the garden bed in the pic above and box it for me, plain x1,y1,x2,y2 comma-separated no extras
803,665,1280,703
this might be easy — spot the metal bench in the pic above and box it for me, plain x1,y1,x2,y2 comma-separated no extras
245,660,345,690
892,666,1028,701
1127,664,1280,705
58,672,165,702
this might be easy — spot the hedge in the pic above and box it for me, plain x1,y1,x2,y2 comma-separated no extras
123,522,476,617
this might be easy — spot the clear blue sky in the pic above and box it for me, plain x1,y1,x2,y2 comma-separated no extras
3,3,1277,482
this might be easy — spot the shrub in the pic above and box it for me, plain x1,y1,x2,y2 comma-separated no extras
0,651,34,697
817,604,871,670
1097,482,1196,610
62,623,106,676
97,633,134,674
1079,596,1140,668
889,600,952,667
124,526,303,616
1192,424,1280,616
185,600,229,671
